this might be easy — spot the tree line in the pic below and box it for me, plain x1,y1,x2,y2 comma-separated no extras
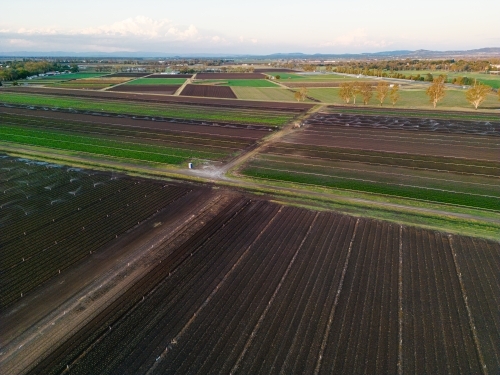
337,79,498,109
0,61,79,81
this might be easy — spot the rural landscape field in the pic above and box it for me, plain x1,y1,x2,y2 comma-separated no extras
1,2,499,374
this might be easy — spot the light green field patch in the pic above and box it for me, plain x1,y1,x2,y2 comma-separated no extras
232,87,312,102
24,73,108,82
124,78,187,85
194,79,278,87
266,73,305,80
307,87,500,110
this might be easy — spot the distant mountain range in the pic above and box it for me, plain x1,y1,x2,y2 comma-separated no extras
1,48,499,59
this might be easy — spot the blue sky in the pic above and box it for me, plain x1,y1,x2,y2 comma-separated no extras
1,0,499,54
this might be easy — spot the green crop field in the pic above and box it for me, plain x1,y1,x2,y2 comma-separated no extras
0,110,269,166
24,73,108,82
194,79,278,87
0,126,223,164
0,92,295,126
124,78,187,85
232,87,313,102
266,73,305,80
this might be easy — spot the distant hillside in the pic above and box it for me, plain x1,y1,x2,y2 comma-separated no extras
1,48,499,59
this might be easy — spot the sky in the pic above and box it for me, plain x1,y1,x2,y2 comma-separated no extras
1,0,499,55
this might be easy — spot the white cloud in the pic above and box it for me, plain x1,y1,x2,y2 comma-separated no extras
166,25,199,41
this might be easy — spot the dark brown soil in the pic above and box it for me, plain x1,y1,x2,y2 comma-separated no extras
180,84,236,99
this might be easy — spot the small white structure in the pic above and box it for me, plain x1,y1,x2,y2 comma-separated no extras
188,163,193,169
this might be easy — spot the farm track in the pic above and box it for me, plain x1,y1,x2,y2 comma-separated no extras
23,195,500,375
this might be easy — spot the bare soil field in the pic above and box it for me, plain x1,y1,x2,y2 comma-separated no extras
107,85,181,94
2,87,312,112
180,84,237,99
7,192,497,375
196,73,265,79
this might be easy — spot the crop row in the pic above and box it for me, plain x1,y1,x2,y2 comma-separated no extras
2,182,165,267
28,197,254,375
0,112,256,151
26,199,498,374
313,111,500,134
242,162,500,210
0,92,296,126
1,184,190,307
265,143,500,176
401,227,482,373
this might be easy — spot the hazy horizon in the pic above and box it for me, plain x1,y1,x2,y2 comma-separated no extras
1,0,499,54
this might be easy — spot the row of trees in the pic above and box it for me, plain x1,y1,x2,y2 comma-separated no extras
331,58,497,74
338,82,400,106
337,78,498,109
421,77,496,109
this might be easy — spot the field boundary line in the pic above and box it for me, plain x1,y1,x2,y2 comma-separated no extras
313,218,360,375
448,235,488,375
398,225,404,375
230,212,320,375
145,205,284,374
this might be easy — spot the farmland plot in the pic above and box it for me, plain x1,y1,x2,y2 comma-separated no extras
180,84,237,99
0,155,192,307
0,108,270,165
241,111,500,210
25,199,499,374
